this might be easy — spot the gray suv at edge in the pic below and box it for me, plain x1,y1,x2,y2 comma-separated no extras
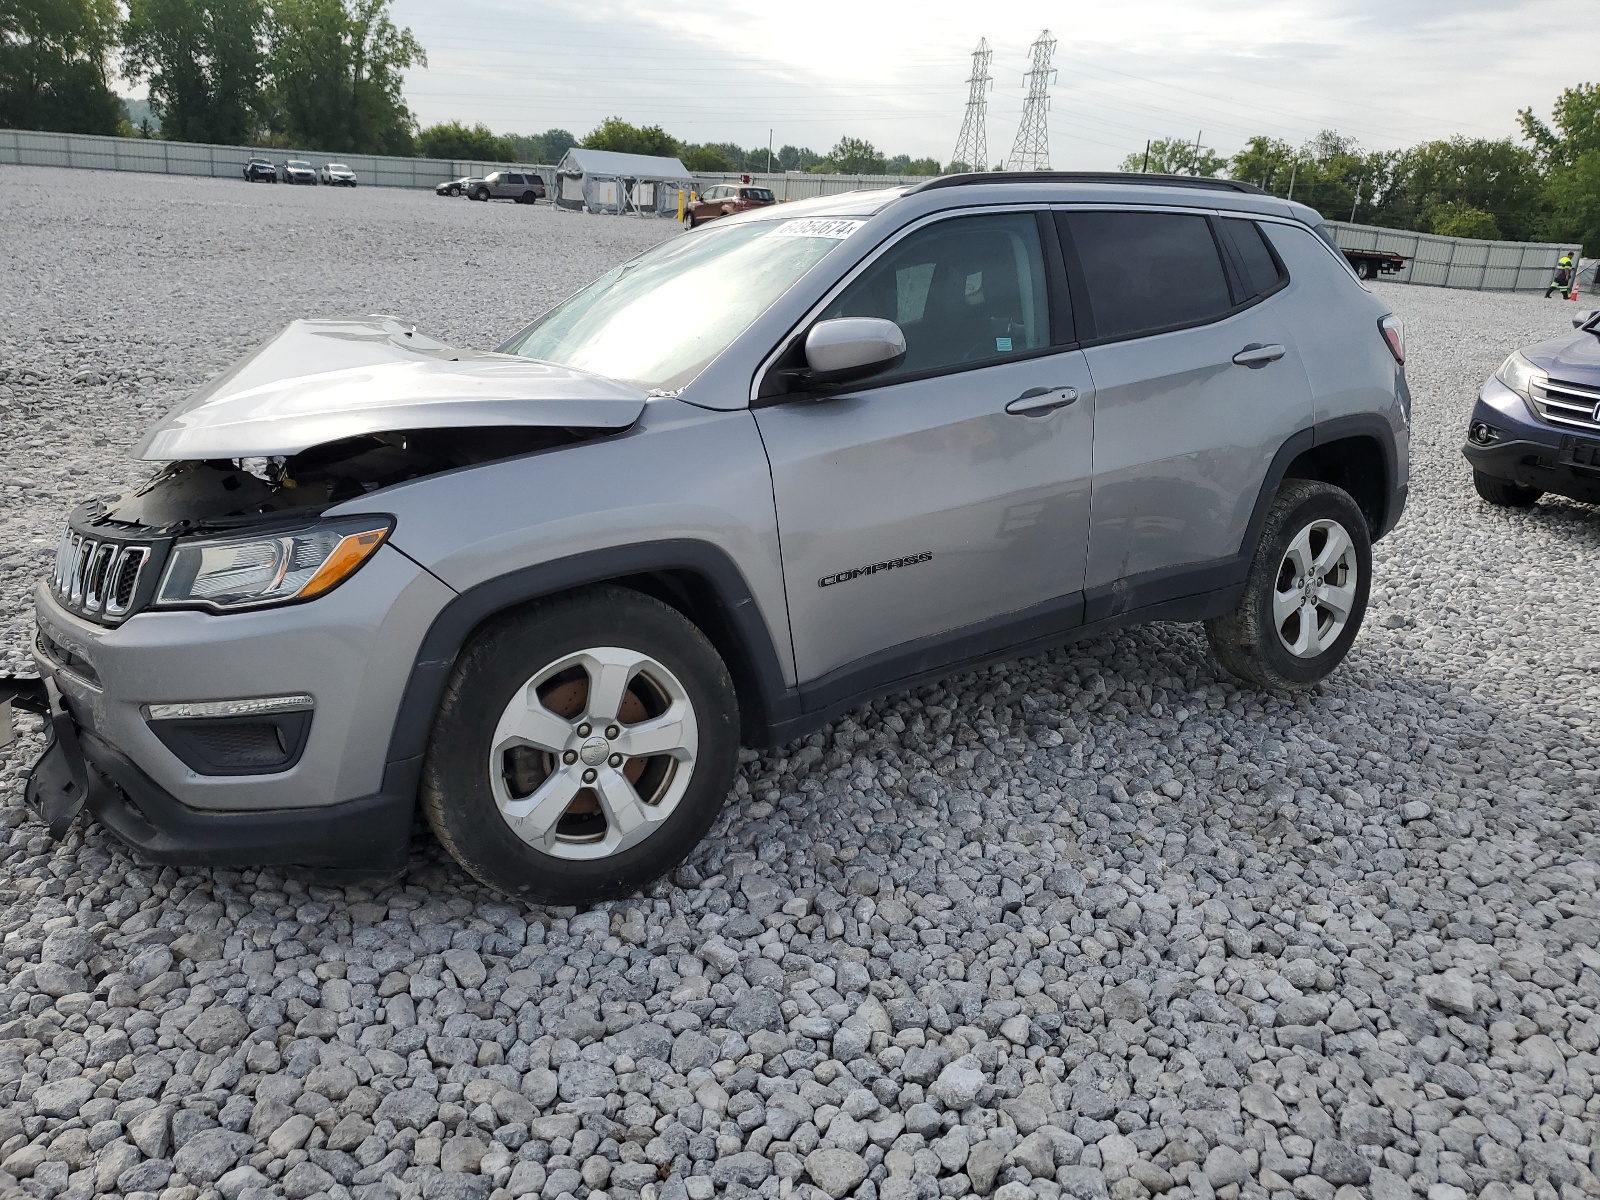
18,173,1409,902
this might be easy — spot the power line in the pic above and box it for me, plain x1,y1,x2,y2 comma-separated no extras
1008,30,1056,171
950,38,992,172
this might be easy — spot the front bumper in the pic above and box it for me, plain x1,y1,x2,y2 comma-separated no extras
1462,378,1600,505
24,716,413,872
24,542,455,868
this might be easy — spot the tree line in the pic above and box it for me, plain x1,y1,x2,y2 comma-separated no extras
1122,86,1600,253
3,7,1596,250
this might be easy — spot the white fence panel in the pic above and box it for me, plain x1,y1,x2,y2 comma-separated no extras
1324,219,1578,293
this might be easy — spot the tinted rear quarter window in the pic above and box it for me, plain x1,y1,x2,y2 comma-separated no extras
1061,210,1234,341
1221,218,1286,298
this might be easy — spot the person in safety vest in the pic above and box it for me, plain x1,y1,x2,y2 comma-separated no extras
1547,253,1575,298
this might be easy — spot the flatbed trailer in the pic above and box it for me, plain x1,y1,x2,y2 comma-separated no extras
1343,247,1407,280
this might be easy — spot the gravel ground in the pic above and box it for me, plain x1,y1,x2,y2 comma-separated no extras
0,165,1597,1200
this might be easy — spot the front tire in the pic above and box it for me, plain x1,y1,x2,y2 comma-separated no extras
1472,470,1542,508
473,186,490,201
422,586,739,903
1206,479,1372,691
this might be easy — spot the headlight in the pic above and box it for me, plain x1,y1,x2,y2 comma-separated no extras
1495,351,1547,400
155,518,391,612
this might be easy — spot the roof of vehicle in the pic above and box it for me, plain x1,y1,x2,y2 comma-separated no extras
286,160,312,167
557,147,693,180
326,163,351,169
725,173,1321,229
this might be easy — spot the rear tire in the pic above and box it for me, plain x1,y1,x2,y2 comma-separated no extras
1472,470,1542,508
1206,479,1371,691
520,191,536,204
422,586,739,903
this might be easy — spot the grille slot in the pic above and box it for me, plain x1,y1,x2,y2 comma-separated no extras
105,547,149,616
1532,377,1600,433
48,527,158,624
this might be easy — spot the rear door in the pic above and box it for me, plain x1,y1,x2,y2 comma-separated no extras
755,209,1097,688
1058,208,1313,607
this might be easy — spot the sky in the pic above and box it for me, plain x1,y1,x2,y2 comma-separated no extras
385,0,1590,169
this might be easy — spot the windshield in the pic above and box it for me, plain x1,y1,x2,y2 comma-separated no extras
288,161,311,169
328,164,348,170
503,220,848,391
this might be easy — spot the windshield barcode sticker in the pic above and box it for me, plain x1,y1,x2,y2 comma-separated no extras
770,218,865,239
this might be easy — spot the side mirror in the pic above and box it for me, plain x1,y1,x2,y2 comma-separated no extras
1573,309,1598,330
803,318,907,385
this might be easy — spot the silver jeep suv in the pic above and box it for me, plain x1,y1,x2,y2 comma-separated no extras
19,173,1409,902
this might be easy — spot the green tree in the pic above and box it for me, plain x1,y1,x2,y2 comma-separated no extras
1371,138,1542,240
1545,149,1600,255
1120,135,1224,176
582,117,677,157
1229,136,1296,191
679,143,731,172
1519,84,1600,169
417,120,511,161
821,136,885,174
122,0,265,144
1429,202,1501,240
539,127,576,160
263,0,423,154
0,0,123,133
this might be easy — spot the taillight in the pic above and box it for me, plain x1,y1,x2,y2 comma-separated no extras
1379,314,1404,364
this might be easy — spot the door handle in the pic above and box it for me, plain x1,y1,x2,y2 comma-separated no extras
1232,343,1286,368
1006,385,1079,416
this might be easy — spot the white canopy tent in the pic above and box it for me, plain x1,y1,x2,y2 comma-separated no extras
554,148,695,217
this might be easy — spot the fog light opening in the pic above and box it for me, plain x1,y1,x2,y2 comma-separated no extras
1469,422,1498,446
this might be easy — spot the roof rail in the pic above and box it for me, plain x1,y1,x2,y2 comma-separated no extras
909,171,1265,196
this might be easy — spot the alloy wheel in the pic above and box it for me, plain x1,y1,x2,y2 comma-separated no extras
1273,518,1359,658
487,647,698,860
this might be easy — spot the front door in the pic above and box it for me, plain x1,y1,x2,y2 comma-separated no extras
755,210,1096,689
1057,209,1315,601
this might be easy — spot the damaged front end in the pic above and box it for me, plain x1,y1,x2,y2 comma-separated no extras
22,314,653,841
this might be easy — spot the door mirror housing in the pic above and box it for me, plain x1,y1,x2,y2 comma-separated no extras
803,318,907,385
1572,308,1599,331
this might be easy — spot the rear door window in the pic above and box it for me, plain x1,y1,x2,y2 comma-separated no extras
820,212,1051,382
1060,210,1234,341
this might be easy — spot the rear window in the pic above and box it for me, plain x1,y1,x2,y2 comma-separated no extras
1220,219,1287,299
742,188,775,201
1061,210,1234,341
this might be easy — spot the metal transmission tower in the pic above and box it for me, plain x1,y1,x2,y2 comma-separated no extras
1008,30,1057,171
950,38,993,173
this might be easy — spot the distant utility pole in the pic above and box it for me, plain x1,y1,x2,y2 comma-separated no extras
768,129,773,175
1008,30,1057,172
1190,131,1203,175
1350,174,1363,222
951,38,993,173
1141,139,1150,173
1287,159,1298,201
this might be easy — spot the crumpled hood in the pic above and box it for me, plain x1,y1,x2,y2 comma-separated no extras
134,315,648,460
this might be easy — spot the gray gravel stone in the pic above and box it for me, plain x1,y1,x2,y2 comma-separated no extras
805,1148,868,1198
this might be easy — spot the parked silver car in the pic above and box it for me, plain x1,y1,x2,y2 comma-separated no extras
281,160,316,185
319,163,357,187
17,173,1408,901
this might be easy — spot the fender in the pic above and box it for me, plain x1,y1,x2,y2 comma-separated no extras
1311,412,1405,539
382,541,797,796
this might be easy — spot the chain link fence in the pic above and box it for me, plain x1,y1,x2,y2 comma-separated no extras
1324,219,1581,293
